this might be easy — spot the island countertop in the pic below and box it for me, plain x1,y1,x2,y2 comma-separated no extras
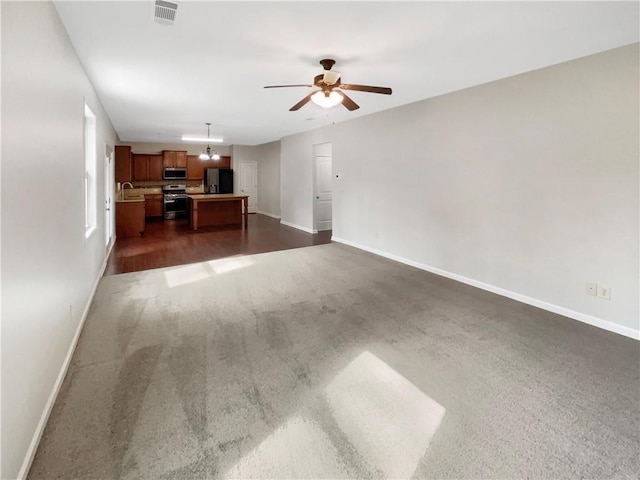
187,193,249,201
187,194,249,229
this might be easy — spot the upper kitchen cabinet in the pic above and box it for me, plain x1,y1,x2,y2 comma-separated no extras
132,154,149,181
163,150,187,168
218,156,232,169
187,155,232,180
148,155,164,180
133,154,164,181
187,155,205,180
115,145,132,183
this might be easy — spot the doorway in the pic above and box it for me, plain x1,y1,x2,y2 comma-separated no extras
104,145,114,251
239,160,258,213
313,143,332,232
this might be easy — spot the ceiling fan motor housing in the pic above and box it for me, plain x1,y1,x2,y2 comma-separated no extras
319,59,336,70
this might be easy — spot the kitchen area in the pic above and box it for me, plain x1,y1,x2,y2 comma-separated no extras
114,146,248,237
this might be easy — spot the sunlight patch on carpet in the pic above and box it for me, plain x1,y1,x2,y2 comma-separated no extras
223,415,355,478
324,351,446,478
164,264,210,288
207,256,254,274
224,351,445,478
163,256,255,287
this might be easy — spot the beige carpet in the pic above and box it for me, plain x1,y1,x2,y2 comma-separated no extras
29,243,639,479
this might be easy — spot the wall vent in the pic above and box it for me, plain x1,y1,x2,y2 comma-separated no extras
154,0,178,26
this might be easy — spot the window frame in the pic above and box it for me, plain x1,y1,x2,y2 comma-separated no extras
84,103,97,240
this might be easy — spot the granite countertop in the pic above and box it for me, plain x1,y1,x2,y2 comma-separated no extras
188,193,247,200
123,187,162,196
117,186,207,202
119,187,163,202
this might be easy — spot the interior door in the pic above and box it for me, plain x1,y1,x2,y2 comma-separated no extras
314,143,332,231
104,146,114,249
240,161,258,213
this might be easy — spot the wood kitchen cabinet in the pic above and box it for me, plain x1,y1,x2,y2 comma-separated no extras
144,194,163,218
132,154,149,181
187,155,232,180
116,201,145,237
148,155,164,180
133,154,164,181
187,155,207,180
115,145,132,183
163,150,187,168
218,156,232,169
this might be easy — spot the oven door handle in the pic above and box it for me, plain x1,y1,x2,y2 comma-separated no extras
165,199,176,204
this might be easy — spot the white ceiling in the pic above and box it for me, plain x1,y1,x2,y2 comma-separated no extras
54,1,639,146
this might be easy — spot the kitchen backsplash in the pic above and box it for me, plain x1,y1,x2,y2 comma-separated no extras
131,180,203,188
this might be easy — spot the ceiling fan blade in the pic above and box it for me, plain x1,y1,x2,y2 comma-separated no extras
340,84,392,95
289,92,315,111
339,91,359,111
264,84,314,89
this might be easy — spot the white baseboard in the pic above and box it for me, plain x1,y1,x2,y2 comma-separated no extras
257,210,281,220
331,236,639,341
281,220,318,234
17,246,112,480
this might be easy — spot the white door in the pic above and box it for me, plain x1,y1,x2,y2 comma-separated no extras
104,146,114,249
314,143,332,231
240,161,258,213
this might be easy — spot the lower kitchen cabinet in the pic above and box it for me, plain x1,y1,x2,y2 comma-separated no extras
145,194,163,218
116,201,145,237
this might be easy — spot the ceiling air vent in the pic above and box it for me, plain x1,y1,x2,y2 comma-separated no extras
154,0,178,26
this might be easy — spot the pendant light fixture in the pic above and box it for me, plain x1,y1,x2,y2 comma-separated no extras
198,123,221,161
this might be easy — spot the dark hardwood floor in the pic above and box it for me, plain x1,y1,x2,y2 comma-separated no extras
105,214,332,275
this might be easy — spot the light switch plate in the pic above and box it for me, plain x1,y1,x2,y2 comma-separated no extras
598,285,611,300
587,282,598,296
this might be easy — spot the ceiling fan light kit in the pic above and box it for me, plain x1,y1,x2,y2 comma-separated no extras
198,123,220,161
322,70,341,85
264,58,392,112
311,91,343,108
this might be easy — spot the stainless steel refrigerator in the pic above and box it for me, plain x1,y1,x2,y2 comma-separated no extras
205,168,233,194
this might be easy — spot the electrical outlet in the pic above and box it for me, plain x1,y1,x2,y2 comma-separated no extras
598,285,611,300
587,282,598,296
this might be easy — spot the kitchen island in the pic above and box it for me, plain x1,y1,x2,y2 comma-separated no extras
188,194,249,230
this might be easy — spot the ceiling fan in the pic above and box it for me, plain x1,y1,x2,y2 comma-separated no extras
264,59,392,111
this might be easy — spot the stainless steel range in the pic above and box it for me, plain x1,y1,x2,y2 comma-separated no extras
163,184,188,219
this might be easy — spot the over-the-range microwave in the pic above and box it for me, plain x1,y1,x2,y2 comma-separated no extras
163,167,187,180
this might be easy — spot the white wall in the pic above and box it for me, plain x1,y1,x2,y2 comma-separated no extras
1,2,118,478
230,143,281,216
280,44,639,335
281,128,335,231
255,141,281,217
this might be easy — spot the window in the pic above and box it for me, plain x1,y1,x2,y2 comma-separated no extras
84,103,97,238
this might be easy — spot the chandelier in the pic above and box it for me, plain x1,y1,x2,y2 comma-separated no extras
199,123,220,160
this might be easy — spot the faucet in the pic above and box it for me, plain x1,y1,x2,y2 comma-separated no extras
121,182,133,200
